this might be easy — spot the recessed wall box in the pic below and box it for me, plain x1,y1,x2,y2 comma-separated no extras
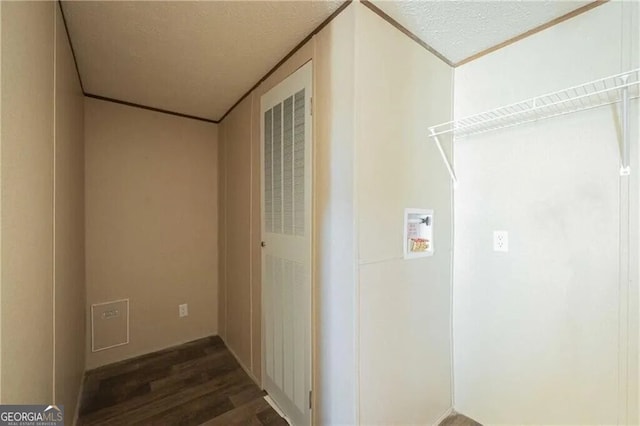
404,208,434,259
91,299,129,352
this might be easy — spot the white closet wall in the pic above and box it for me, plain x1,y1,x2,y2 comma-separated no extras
355,4,454,424
453,1,639,424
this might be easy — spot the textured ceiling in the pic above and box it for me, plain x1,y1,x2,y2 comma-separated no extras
63,0,593,122
370,0,591,65
61,1,344,121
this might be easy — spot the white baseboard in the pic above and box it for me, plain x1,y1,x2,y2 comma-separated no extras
432,406,454,426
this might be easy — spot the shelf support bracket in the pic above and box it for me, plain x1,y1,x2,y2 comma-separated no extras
430,129,458,186
620,75,631,176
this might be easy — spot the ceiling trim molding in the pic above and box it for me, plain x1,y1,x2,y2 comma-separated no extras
61,0,221,123
85,93,220,124
219,0,353,122
359,0,454,67
454,0,609,67
62,0,606,124
58,0,85,92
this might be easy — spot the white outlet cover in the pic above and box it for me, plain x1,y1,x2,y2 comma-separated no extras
493,231,509,252
179,303,189,317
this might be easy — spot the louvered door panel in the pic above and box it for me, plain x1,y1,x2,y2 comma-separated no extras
263,89,306,238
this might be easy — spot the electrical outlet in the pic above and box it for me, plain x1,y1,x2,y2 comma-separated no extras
493,231,509,252
179,303,188,318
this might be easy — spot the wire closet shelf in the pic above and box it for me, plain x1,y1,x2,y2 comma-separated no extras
429,68,639,138
428,68,640,184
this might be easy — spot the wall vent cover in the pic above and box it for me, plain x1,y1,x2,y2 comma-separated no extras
91,298,129,352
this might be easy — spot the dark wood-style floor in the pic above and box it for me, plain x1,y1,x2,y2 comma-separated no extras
440,413,482,426
78,336,288,426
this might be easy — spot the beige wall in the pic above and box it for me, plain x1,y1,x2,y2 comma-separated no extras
355,4,454,424
54,3,86,417
218,4,360,423
219,3,454,424
218,94,253,374
219,41,317,380
313,6,358,424
217,118,227,345
1,2,86,413
1,0,55,403
218,40,314,377
0,0,3,401
85,98,219,369
453,2,639,424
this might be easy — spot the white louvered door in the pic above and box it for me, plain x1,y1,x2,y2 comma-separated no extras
260,61,312,426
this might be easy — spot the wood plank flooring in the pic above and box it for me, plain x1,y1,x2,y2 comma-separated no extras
440,413,482,426
78,336,287,426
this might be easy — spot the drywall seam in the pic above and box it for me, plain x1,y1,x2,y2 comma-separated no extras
618,150,630,425
353,3,361,423
449,63,456,412
0,0,3,403
310,36,318,425
223,123,228,342
225,122,229,343
71,375,84,426
617,3,634,422
255,89,264,388
634,5,640,423
52,0,57,403
249,91,254,374
357,256,403,265
219,122,223,341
